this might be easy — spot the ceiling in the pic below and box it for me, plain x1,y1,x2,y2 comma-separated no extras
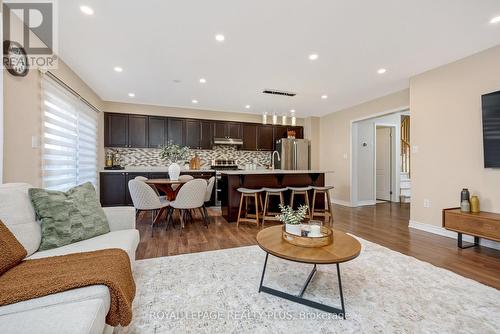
57,0,500,117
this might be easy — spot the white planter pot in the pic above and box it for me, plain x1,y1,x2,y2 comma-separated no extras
168,162,181,180
285,224,301,236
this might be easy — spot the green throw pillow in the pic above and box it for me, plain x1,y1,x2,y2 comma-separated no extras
29,182,110,251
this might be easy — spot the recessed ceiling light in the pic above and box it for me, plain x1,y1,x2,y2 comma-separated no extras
199,78,207,84
377,68,387,74
114,66,123,73
309,54,319,60
192,99,198,104
128,93,135,98
80,5,94,15
215,34,225,42
245,105,251,109
490,16,500,24
321,95,328,99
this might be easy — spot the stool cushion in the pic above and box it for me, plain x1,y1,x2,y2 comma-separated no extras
312,186,334,191
287,186,312,191
262,187,288,193
237,188,264,194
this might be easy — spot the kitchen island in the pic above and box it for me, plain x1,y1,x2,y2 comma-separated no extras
219,170,332,223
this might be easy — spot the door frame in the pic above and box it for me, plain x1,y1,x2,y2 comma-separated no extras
349,106,409,206
374,124,397,202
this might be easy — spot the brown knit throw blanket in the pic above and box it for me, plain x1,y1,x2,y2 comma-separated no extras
0,248,136,326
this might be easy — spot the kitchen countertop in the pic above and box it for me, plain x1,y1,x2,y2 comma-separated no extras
100,167,215,173
219,169,333,175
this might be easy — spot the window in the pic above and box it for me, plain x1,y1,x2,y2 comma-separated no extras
41,75,98,190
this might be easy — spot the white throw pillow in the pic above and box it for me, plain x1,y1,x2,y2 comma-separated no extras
0,183,41,256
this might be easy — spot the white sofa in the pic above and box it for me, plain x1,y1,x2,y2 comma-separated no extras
0,183,140,334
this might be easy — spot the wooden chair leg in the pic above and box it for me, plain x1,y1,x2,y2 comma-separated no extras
326,191,334,226
304,192,311,218
262,192,269,227
290,191,295,208
237,194,244,227
311,190,317,219
179,209,185,229
254,193,260,227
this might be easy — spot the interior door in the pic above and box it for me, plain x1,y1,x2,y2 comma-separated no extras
376,127,392,201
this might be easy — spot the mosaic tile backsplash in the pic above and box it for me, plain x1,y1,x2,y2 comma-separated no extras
105,145,272,168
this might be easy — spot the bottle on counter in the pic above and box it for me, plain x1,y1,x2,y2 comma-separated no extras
460,200,470,213
470,195,480,213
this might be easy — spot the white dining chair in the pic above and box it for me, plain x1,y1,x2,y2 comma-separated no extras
171,174,194,191
169,179,208,228
128,179,170,236
202,176,215,223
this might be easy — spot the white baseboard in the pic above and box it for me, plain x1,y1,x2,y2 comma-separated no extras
331,199,377,207
331,199,354,207
409,220,500,251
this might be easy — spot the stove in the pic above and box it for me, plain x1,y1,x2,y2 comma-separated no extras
211,159,240,206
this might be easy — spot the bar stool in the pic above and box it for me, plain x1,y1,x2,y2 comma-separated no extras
236,188,264,227
261,187,287,227
288,186,312,219
311,186,334,226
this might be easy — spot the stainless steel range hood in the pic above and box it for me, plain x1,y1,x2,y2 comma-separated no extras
213,137,243,145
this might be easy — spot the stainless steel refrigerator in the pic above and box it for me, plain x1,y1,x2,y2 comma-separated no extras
275,139,310,170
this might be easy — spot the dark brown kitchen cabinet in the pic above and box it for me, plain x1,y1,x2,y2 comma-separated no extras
100,172,126,206
100,172,149,206
199,120,213,149
167,118,185,146
273,126,288,143
104,113,148,148
148,116,166,148
185,119,201,148
241,124,257,150
257,125,274,151
213,121,242,138
287,126,303,139
128,115,148,148
105,113,128,147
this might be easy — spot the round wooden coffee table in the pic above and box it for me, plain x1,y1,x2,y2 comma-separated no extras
256,225,361,318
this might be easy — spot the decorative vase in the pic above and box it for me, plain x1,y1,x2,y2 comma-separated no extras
470,196,480,213
460,188,470,204
168,162,181,180
285,223,301,236
460,200,470,213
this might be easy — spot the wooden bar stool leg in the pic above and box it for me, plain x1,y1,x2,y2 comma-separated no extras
237,193,245,227
326,191,334,226
311,189,317,219
262,192,269,227
304,191,311,218
290,191,295,208
254,193,260,227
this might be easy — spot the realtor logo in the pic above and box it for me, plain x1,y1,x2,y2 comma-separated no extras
3,0,58,69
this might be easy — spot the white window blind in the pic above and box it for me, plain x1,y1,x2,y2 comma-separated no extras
41,75,98,191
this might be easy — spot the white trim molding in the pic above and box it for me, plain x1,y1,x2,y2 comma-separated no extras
331,200,377,207
409,220,500,251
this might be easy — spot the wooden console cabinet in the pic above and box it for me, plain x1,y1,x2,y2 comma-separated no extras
442,208,500,249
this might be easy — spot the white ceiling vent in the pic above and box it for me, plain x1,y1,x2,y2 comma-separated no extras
262,89,296,97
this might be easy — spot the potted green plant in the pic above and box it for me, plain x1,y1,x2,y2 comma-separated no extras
277,204,308,236
159,140,190,180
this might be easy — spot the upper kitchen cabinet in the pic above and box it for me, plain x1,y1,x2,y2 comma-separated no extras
273,125,288,144
148,116,167,148
241,124,257,150
128,115,148,147
104,113,148,148
214,121,242,139
185,119,201,149
167,118,185,146
287,126,304,139
105,113,128,147
199,120,213,149
257,125,274,151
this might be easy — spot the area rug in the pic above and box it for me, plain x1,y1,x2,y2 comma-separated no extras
117,236,500,333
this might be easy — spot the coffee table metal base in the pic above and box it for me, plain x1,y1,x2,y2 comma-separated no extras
258,253,346,319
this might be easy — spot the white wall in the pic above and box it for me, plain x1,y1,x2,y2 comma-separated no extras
351,112,405,205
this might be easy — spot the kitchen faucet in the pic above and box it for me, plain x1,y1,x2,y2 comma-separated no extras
271,151,281,170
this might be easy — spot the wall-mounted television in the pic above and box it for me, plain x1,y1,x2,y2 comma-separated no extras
482,90,500,168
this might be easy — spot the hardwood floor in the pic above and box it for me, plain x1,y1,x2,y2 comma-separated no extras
135,202,500,289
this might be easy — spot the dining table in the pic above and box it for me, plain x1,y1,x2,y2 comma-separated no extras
144,178,190,201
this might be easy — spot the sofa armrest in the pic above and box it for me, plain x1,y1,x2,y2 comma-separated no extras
102,207,136,231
